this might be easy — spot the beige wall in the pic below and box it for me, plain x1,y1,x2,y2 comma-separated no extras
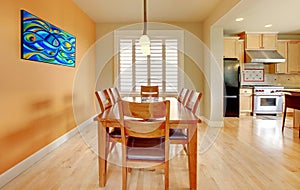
97,22,202,87
0,0,96,173
95,22,206,114
202,0,241,124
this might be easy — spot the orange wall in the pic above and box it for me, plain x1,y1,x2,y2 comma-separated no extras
0,0,96,173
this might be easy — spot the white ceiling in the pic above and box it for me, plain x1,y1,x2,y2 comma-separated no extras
73,0,300,35
72,0,222,23
216,0,300,35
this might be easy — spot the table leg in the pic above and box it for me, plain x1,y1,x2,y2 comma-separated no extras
98,121,107,187
282,106,287,132
188,123,197,190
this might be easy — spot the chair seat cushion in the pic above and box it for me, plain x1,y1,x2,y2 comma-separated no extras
169,129,188,140
126,137,165,161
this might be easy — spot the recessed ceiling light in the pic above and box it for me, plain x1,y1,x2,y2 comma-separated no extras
265,24,272,28
235,17,244,22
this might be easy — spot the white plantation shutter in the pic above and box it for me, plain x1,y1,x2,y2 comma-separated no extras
165,39,179,93
115,30,183,95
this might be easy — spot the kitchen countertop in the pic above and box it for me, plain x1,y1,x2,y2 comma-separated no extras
284,86,300,89
240,85,300,89
282,89,300,94
240,85,254,89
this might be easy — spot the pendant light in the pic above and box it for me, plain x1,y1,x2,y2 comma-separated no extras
139,0,150,55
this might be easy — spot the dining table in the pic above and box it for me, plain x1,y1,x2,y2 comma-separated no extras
282,90,300,137
94,97,202,190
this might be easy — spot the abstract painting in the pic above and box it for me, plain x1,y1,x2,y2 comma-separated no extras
21,10,76,67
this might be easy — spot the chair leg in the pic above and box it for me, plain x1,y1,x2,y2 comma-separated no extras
182,144,188,154
122,166,127,190
109,141,117,152
165,161,169,190
282,106,287,132
105,136,110,161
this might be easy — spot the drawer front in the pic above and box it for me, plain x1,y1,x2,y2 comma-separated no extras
240,88,253,94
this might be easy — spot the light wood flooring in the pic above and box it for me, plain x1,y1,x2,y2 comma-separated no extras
2,116,300,190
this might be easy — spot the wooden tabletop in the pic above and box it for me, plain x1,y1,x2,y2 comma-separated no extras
96,97,202,126
282,89,300,96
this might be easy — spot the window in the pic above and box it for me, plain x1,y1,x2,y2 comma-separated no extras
114,30,184,96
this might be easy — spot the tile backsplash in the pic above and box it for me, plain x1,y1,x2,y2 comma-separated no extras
241,63,300,88
242,72,300,88
264,74,300,88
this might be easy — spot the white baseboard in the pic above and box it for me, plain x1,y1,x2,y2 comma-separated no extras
0,115,95,188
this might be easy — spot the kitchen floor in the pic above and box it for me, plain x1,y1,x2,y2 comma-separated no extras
2,115,300,190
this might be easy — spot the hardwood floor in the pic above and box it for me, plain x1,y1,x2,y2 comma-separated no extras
2,116,300,190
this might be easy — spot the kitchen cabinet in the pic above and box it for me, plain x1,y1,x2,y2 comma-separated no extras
239,32,277,50
237,39,245,64
269,40,300,74
224,37,240,59
287,41,300,73
269,40,288,73
239,88,253,116
224,37,244,71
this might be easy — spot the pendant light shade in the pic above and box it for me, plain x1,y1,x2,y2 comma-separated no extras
139,35,150,55
139,0,150,55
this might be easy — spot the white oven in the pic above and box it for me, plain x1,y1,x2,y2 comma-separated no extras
253,86,284,116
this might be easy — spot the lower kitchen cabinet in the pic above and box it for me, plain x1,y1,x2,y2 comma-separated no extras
240,88,253,116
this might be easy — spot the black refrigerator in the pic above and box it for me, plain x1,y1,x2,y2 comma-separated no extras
224,58,240,117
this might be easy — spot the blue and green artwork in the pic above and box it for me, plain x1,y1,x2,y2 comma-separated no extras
21,10,76,67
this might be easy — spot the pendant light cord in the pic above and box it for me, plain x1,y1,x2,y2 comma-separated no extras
143,0,147,35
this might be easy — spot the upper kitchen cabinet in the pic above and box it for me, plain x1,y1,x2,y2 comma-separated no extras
224,36,239,58
276,40,288,73
269,40,300,74
224,37,244,63
287,41,300,73
269,40,288,73
238,32,277,50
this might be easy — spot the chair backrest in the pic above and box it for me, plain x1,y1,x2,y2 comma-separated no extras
140,85,159,97
108,88,116,104
118,100,170,139
177,88,188,103
185,90,202,114
182,89,191,106
95,89,113,112
111,87,121,103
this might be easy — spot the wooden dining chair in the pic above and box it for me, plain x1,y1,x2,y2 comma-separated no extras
108,88,116,104
170,90,202,154
111,87,122,103
140,85,159,97
95,89,113,111
95,89,121,153
177,88,188,103
186,90,203,114
182,89,191,106
118,100,170,190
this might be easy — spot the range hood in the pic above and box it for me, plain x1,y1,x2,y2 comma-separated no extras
246,49,286,63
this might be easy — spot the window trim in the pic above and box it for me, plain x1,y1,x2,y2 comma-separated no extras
114,30,184,97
